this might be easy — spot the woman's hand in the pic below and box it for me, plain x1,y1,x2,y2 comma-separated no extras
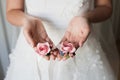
58,16,91,60
23,16,58,60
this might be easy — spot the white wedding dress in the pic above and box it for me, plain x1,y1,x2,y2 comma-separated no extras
4,0,119,80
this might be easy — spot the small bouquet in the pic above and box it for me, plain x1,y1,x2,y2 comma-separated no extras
35,42,51,56
35,41,76,58
59,42,76,57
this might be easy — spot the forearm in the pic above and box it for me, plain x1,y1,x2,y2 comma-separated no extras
84,6,112,23
6,10,35,27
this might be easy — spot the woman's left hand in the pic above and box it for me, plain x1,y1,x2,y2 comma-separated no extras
58,16,91,60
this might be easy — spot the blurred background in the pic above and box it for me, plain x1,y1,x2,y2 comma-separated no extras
0,0,20,80
0,0,120,80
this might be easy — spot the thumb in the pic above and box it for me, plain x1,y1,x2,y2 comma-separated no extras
59,31,70,44
59,36,67,44
79,37,86,47
57,36,67,50
45,37,54,49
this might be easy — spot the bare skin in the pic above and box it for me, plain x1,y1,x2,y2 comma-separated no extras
58,0,112,60
6,0,58,60
6,0,112,60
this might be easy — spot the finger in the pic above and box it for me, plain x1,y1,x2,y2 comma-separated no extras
62,53,69,61
59,31,70,44
51,50,57,60
43,56,50,60
57,52,62,61
34,47,38,53
59,36,67,44
72,42,79,49
79,37,86,47
45,37,54,48
23,30,36,47
69,53,74,57
50,54,56,60
53,48,59,56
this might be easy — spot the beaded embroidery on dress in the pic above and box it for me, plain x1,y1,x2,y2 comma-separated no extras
4,0,117,80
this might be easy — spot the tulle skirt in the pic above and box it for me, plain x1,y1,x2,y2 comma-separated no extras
4,22,117,80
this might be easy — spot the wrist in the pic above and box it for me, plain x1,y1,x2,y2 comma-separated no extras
22,15,41,27
81,12,92,23
76,15,91,25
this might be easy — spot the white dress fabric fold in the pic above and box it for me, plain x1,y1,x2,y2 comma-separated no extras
5,0,118,80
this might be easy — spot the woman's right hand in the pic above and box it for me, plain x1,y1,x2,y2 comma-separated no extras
23,16,58,60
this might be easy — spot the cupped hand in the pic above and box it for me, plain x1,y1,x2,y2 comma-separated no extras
58,16,91,60
23,16,59,60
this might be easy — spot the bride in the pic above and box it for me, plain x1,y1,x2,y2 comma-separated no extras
5,0,119,80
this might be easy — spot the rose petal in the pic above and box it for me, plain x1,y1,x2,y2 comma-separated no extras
44,42,50,47
60,42,76,54
69,47,76,53
36,42,51,56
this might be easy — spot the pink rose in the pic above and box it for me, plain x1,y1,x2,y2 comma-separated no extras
60,42,76,53
36,42,51,56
